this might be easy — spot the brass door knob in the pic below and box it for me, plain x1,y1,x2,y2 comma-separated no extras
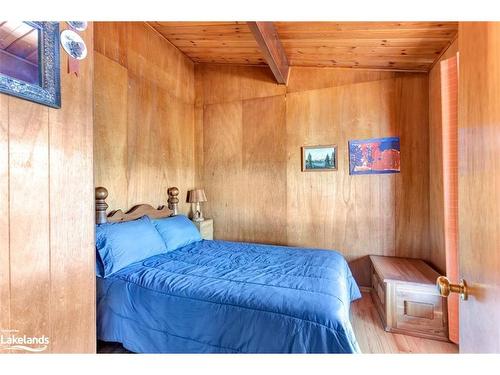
436,276,468,300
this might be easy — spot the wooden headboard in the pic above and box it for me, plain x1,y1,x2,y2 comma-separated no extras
95,186,180,224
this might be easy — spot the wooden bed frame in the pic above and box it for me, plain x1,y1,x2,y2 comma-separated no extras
95,186,179,224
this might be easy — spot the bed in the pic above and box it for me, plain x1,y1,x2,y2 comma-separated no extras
95,187,361,353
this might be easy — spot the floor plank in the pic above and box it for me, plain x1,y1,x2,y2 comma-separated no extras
351,292,458,354
97,291,459,354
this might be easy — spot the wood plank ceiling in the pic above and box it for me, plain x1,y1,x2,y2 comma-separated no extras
149,21,458,72
0,21,39,64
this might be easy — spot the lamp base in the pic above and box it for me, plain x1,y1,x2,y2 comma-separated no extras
192,202,205,222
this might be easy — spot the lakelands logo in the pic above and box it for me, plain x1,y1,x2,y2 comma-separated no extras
0,329,49,352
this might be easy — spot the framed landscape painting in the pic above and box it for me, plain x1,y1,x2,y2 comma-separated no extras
349,136,400,175
302,145,337,171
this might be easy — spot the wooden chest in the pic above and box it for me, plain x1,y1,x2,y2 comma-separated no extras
369,255,449,341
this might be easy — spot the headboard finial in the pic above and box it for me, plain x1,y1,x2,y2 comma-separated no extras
167,187,179,216
95,187,109,224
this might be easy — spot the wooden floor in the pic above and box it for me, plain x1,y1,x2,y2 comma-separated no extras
97,291,458,354
351,292,458,353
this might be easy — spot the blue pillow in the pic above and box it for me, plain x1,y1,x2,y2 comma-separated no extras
153,215,202,251
95,216,167,277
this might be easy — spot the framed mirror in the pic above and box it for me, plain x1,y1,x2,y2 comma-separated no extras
0,21,61,108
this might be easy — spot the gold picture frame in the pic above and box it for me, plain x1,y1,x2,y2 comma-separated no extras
301,145,338,172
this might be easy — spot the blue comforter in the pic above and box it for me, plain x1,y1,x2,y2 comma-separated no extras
97,240,361,353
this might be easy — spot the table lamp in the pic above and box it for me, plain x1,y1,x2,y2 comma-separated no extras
187,189,207,222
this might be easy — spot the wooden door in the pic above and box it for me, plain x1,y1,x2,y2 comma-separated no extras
457,22,500,353
441,54,459,344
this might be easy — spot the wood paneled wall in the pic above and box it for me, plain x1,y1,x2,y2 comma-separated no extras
428,39,459,273
195,65,430,285
0,23,95,353
94,22,196,214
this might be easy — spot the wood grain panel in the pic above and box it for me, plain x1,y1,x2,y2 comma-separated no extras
287,67,399,93
394,74,430,260
203,101,244,240
95,22,194,104
0,91,9,333
241,96,287,244
194,106,204,188
151,22,458,72
202,90,287,244
125,77,160,207
195,64,285,105
126,75,195,213
458,22,500,353
1,22,96,354
47,25,95,353
160,94,195,214
94,22,196,215
285,78,397,283
93,52,128,211
8,97,50,345
197,65,430,286
440,54,459,345
428,39,458,274
94,22,128,67
404,301,434,320
126,22,195,104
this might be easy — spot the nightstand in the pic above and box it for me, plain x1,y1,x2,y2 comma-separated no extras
193,218,213,240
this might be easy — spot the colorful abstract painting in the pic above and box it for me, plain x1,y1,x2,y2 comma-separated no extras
349,137,400,175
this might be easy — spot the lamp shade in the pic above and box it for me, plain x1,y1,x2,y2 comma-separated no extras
187,189,207,203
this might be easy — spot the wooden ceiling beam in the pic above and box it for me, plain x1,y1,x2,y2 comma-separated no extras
247,22,290,85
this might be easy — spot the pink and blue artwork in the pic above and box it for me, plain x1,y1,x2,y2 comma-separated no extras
349,137,400,175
